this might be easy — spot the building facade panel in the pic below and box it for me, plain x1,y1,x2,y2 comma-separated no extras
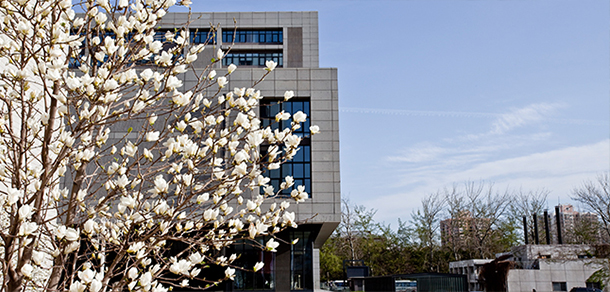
133,11,340,291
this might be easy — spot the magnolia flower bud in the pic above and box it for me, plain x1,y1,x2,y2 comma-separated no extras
225,267,235,279
284,90,294,101
217,77,228,88
21,264,33,278
266,238,279,252
265,60,277,71
127,267,138,279
293,111,307,123
253,262,264,272
310,125,320,134
227,64,237,74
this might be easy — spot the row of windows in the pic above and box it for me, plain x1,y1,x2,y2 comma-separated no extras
222,52,283,67
222,29,283,44
154,30,216,44
154,29,284,44
79,28,282,45
72,28,282,47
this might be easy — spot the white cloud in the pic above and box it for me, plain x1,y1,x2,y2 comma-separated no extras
386,144,446,163
490,103,564,134
370,139,610,225
340,107,495,118
448,139,609,181
349,102,606,227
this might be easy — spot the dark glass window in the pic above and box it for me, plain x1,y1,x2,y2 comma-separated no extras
152,30,217,44
69,56,82,69
291,230,313,291
260,100,310,137
222,52,283,67
232,239,275,291
222,29,283,44
552,282,567,291
154,30,167,42
190,29,216,44
260,99,311,198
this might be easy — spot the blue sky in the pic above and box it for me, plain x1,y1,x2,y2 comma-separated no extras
180,0,610,226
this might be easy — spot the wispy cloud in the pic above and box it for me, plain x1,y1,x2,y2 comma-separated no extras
386,103,565,166
490,103,564,134
340,107,496,118
386,144,446,163
387,132,552,169
447,139,610,182
341,103,606,127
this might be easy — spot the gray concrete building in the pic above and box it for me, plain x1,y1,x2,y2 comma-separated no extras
450,245,607,292
156,12,341,291
449,259,494,292
507,245,606,292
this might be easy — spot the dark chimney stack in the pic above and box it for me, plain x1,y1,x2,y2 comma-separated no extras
533,213,539,244
544,210,551,244
523,216,529,245
555,206,563,244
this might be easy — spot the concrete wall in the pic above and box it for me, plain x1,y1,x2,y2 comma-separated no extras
506,259,606,292
512,244,596,261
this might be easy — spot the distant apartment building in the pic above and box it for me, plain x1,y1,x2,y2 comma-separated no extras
554,204,601,244
440,211,490,246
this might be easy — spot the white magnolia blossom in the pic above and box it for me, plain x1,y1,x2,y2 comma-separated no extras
128,267,138,279
217,76,228,88
21,264,33,278
293,111,307,123
69,281,86,292
310,125,320,134
266,238,280,252
284,90,294,101
225,267,236,280
145,131,160,142
253,262,264,272
276,111,290,121
170,259,193,276
265,60,278,71
78,269,95,284
227,64,237,74
0,0,318,291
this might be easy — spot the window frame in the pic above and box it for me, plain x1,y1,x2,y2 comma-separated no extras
222,51,283,68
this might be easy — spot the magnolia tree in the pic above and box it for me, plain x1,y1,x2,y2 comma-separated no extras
0,0,314,291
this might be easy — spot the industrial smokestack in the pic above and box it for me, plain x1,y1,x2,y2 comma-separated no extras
544,210,551,244
523,216,529,245
555,206,563,244
533,213,539,244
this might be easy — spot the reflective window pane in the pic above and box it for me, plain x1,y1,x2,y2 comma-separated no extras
222,29,283,44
